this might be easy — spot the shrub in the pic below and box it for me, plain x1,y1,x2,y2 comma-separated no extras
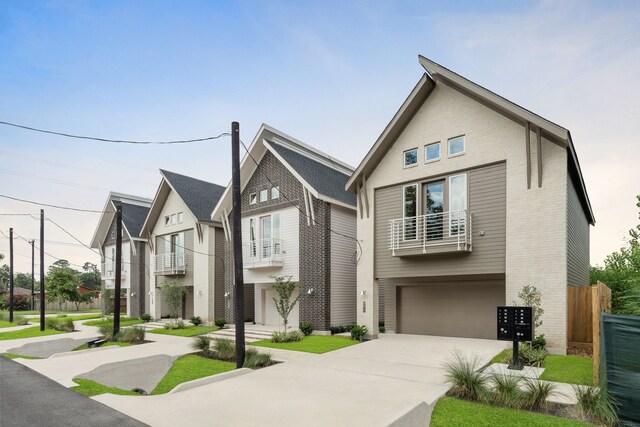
161,280,186,320
489,374,523,408
514,285,544,328
190,316,202,327
521,378,556,411
271,330,304,343
443,353,488,401
191,335,212,356
573,385,619,426
213,338,235,361
164,320,186,330
98,323,116,340
504,344,548,368
243,348,274,369
531,334,546,350
299,322,313,336
119,326,145,343
329,325,349,334
45,317,74,332
350,324,368,341
140,313,152,323
14,315,29,326
214,318,226,328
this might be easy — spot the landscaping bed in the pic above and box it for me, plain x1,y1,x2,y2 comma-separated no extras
84,317,143,327
431,397,591,427
72,341,136,351
148,325,219,337
251,335,359,354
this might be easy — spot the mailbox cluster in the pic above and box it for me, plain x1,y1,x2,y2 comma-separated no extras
497,306,534,342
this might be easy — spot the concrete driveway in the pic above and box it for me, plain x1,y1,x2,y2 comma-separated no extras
94,334,506,427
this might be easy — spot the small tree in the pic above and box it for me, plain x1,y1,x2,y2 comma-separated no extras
271,276,300,331
514,285,544,328
162,280,186,320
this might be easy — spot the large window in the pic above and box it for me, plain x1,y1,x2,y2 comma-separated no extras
403,184,418,240
449,174,468,236
249,213,281,259
403,148,418,167
164,232,185,267
448,136,465,157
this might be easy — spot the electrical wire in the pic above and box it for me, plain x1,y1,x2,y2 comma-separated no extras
0,194,107,213
0,120,231,145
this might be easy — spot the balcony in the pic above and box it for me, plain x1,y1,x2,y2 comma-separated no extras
101,261,126,279
154,253,186,276
244,238,284,269
388,210,472,256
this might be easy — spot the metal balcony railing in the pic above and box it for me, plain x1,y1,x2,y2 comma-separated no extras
101,261,126,279
388,210,472,255
244,238,284,268
154,253,186,275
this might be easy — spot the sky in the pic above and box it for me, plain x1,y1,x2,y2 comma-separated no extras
0,0,639,274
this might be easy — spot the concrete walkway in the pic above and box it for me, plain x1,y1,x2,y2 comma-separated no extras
94,334,507,427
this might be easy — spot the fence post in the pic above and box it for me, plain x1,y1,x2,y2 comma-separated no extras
592,284,600,385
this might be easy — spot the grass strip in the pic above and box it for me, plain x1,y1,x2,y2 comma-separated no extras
151,355,235,394
73,341,133,351
1,353,42,359
251,335,359,354
539,355,593,386
431,397,591,427
84,317,143,327
148,326,219,337
0,326,67,341
71,379,141,397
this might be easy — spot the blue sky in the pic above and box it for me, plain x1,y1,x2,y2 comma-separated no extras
1,0,639,272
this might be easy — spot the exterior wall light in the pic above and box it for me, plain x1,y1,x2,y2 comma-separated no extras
130,292,136,297
224,291,230,298
307,288,314,295
359,290,367,296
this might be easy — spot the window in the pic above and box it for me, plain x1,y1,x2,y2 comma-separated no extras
448,136,465,157
177,212,183,224
259,189,268,202
164,216,170,226
271,186,280,199
249,193,257,205
449,174,468,236
165,232,185,267
425,142,441,162
403,184,418,240
111,230,115,239
248,213,281,260
424,181,444,240
170,214,177,225
403,148,418,167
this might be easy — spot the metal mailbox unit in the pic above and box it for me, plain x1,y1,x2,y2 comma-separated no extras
497,306,534,370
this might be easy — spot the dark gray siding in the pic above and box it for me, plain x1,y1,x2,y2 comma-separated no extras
214,228,226,319
567,177,590,285
374,162,506,278
104,214,130,246
128,241,147,317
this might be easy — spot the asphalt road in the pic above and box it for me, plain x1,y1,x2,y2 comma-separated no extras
0,357,148,427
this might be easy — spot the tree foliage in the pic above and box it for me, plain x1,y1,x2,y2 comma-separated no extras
46,265,80,310
514,285,544,328
14,273,32,289
162,280,186,319
270,275,300,331
591,195,640,315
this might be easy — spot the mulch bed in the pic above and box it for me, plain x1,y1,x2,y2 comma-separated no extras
567,346,592,357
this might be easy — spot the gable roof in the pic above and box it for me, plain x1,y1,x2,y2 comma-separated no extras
159,170,226,222
211,124,356,224
90,192,153,248
346,55,594,225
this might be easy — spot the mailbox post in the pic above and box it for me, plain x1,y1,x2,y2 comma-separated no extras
497,306,534,370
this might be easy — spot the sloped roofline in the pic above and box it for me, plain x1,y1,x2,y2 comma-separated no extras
346,55,594,225
90,192,152,248
211,124,356,221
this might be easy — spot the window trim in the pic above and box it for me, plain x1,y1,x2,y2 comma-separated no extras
424,142,441,163
448,173,468,237
271,186,280,200
403,148,419,168
402,183,419,241
249,193,257,205
447,135,465,158
177,212,183,224
259,189,269,203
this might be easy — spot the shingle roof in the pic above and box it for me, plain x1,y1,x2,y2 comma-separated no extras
267,141,357,207
160,170,225,221
112,200,150,238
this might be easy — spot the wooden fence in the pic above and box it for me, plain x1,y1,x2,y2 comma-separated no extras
567,281,611,383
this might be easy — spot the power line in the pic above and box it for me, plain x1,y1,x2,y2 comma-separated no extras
0,120,230,144
0,168,113,193
0,194,107,213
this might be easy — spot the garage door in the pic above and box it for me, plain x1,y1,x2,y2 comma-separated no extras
397,281,504,339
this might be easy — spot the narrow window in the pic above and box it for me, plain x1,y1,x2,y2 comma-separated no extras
425,142,441,162
449,174,468,236
177,212,183,224
448,136,465,157
403,184,418,240
170,214,177,225
271,186,280,200
249,218,257,258
272,213,281,255
403,148,418,167
424,181,444,240
259,189,268,202
260,215,272,258
249,193,257,205
164,216,170,226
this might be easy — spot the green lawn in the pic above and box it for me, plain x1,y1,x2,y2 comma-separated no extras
148,325,219,337
1,309,101,316
539,355,593,386
71,379,141,397
251,335,359,354
0,326,67,341
430,397,591,427
489,350,593,386
73,341,133,351
84,317,143,327
1,353,41,360
71,355,235,396
0,321,16,328
151,355,235,394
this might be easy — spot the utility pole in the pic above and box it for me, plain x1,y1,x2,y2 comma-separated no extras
231,121,245,368
39,210,45,331
113,205,122,336
31,240,35,310
8,228,14,323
